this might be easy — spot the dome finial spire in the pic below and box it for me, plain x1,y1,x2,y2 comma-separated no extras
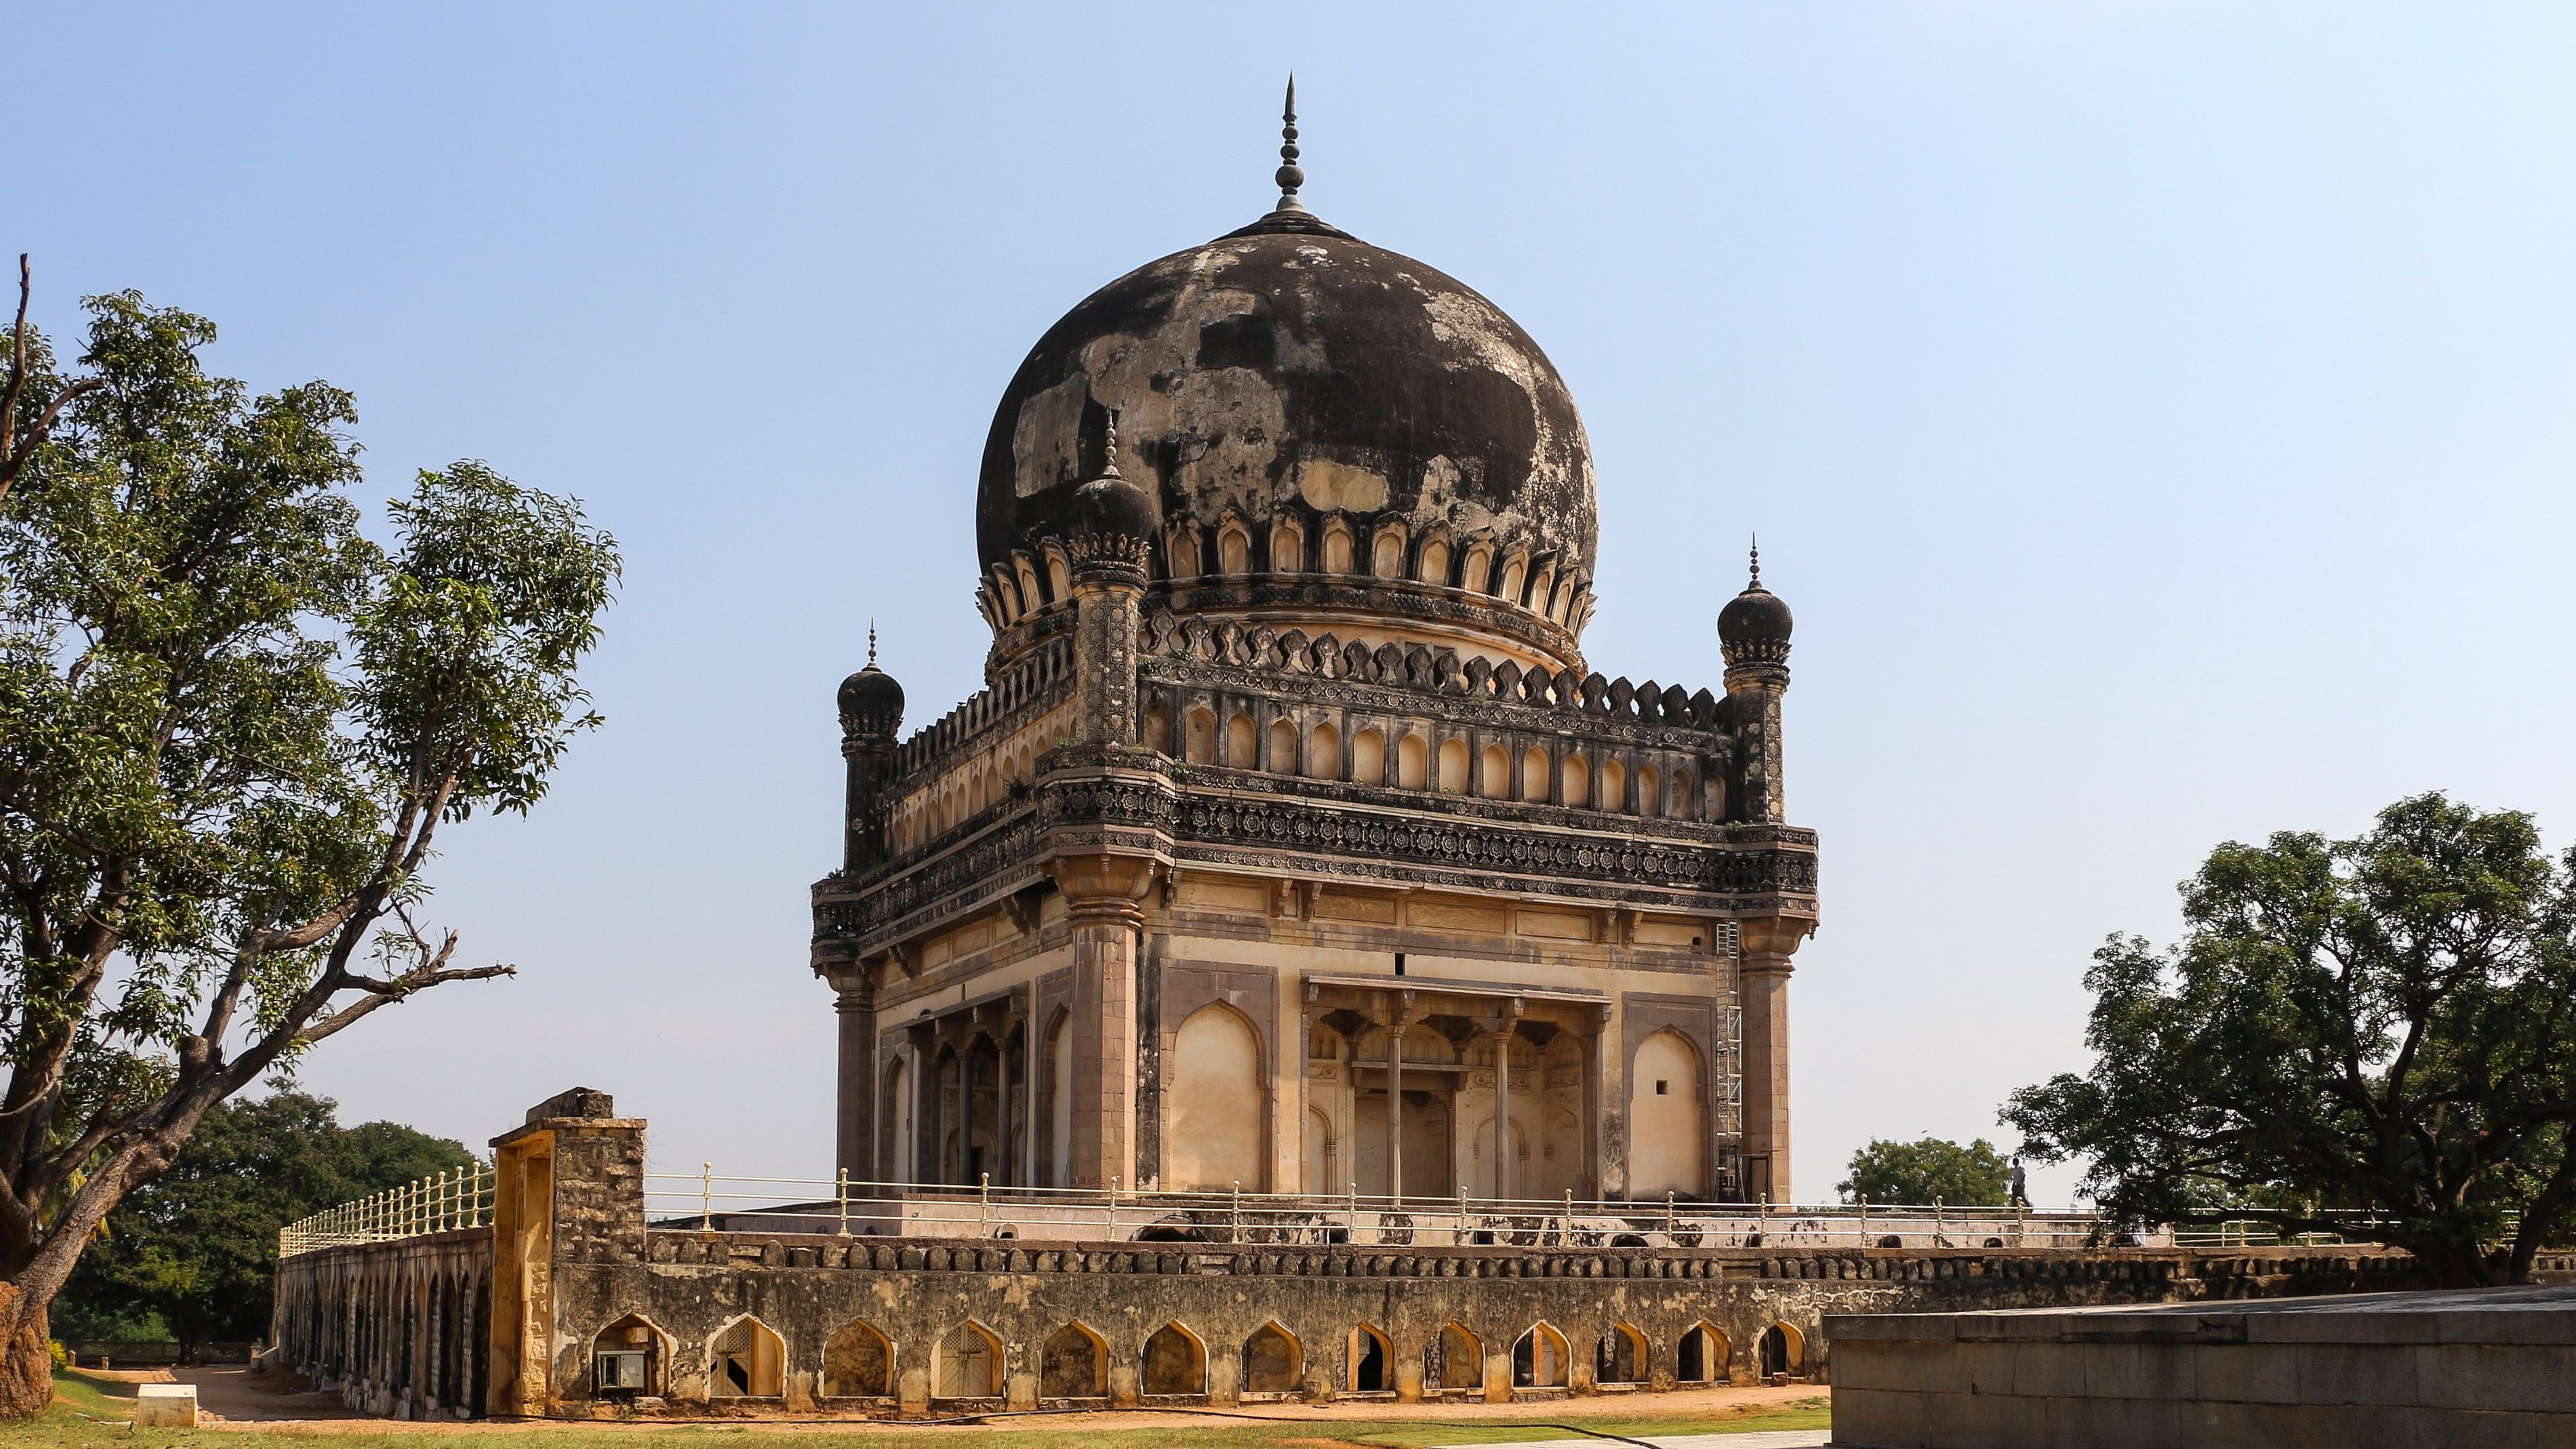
1748,534,1761,590
867,619,878,667
1101,407,1123,478
1274,73,1306,213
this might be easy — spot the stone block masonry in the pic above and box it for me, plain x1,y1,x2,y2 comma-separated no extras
1825,1282,2576,1449
268,1093,2466,1419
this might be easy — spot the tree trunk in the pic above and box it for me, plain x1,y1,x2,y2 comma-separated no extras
0,1282,52,1419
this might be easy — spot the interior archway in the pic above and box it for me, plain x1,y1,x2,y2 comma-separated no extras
1512,1324,1569,1388
1678,1323,1729,1384
1595,1324,1647,1385
1348,1325,1392,1392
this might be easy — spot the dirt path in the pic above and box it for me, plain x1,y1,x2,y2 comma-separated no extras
167,1371,1821,1434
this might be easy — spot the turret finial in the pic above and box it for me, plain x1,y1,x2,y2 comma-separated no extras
1102,407,1123,478
1274,74,1306,213
868,619,878,667
1748,535,1761,590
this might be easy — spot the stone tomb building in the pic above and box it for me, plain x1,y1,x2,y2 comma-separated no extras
814,117,1819,1211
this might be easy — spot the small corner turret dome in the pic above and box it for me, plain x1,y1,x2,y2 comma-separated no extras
837,664,904,731
1717,586,1792,650
1072,472,1159,541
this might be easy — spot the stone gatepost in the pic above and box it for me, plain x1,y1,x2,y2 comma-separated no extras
486,1088,645,1418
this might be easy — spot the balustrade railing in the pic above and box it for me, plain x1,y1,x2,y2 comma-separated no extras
639,1169,2136,1250
277,1161,495,1257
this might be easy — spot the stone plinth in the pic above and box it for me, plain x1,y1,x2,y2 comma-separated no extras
1826,1283,2576,1448
134,1383,198,1427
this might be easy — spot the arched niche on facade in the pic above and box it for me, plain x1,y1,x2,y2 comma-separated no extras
1628,1029,1706,1198
1433,1323,1483,1391
1241,1322,1301,1395
1397,733,1428,789
1306,720,1340,779
1165,1002,1264,1191
1040,1321,1107,1400
1142,1322,1207,1397
1350,727,1384,785
820,1319,893,1398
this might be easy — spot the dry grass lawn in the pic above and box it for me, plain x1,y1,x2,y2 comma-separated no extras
18,1369,1830,1449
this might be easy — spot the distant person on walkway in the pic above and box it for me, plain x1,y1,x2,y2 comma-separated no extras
2010,1156,2028,1207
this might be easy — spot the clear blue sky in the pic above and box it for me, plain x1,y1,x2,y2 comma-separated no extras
18,3,2575,1204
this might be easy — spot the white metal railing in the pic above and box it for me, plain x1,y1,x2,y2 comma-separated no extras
277,1161,494,1258
2169,1210,2521,1250
641,1168,2141,1250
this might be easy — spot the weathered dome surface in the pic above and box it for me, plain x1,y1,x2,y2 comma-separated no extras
976,218,1598,578
1717,586,1792,647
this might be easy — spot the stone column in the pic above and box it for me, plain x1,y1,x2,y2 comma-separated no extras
1737,916,1809,1203
906,1025,935,1186
1385,992,1416,1204
1491,1029,1512,1200
1024,983,1042,1188
826,964,876,1184
1052,855,1158,1191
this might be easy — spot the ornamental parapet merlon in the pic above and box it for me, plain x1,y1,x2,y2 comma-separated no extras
1142,610,1731,734
881,636,1076,790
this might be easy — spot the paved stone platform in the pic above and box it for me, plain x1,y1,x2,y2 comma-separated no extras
1825,1282,2576,1447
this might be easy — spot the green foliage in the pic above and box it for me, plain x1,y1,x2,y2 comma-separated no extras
0,285,617,1345
53,1094,463,1355
2003,793,2576,1286
1838,1137,2012,1206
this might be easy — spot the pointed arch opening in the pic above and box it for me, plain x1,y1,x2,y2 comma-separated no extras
1039,1322,1107,1400
1601,757,1627,813
1678,1323,1729,1385
1638,763,1663,817
1759,1322,1805,1378
1267,718,1299,774
1142,1322,1207,1397
1144,707,1171,756
1561,753,1590,808
1348,1324,1392,1392
1519,746,1550,803
933,1321,1003,1400
1595,1323,1647,1387
1479,744,1510,800
1512,1323,1569,1389
1226,712,1257,768
590,1313,668,1398
706,1315,784,1398
821,1319,893,1398
1432,1323,1483,1392
1241,1322,1302,1395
